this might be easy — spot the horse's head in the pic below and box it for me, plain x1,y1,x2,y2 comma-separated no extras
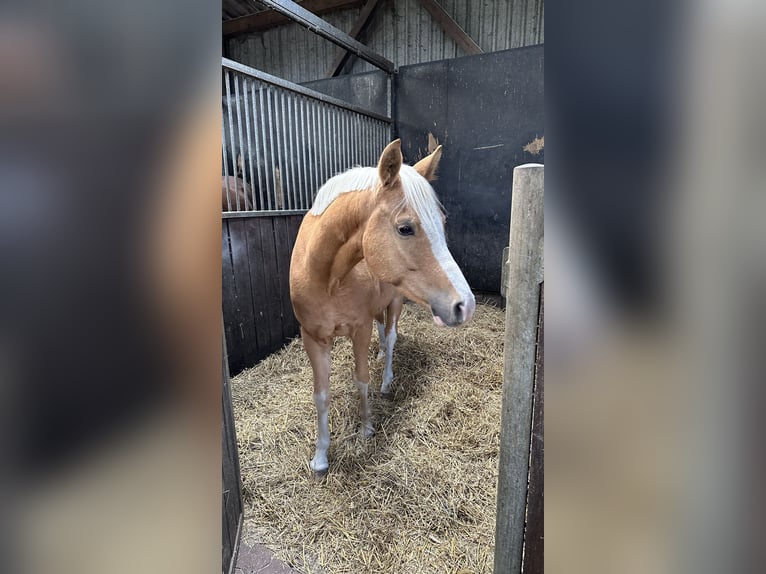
363,140,476,327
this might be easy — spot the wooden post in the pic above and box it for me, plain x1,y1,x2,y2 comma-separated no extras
494,164,544,574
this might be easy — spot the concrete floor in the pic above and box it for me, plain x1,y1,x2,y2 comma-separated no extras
234,540,301,574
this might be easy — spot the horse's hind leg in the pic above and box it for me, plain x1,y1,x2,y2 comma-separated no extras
381,297,403,395
351,323,374,437
374,312,386,359
302,328,332,474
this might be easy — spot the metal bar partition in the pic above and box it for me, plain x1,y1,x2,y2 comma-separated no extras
222,58,393,215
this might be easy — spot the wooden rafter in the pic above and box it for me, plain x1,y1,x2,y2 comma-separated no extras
223,0,365,37
326,0,383,77
418,0,482,55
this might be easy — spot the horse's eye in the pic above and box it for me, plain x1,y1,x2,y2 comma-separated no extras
397,224,415,237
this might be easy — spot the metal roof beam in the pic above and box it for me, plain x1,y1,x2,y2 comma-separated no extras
418,0,483,55
327,0,383,77
223,0,365,37
257,0,395,74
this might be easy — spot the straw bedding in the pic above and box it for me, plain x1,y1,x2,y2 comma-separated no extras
230,302,505,574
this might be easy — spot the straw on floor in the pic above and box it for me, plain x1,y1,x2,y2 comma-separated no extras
230,302,505,574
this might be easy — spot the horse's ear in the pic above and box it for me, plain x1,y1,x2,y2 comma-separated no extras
413,145,443,181
378,139,402,186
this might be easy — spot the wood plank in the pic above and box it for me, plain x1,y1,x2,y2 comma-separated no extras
494,164,543,574
258,217,285,357
222,221,244,373
273,217,297,342
417,0,483,55
327,0,383,77
522,289,544,574
227,219,258,373
223,0,366,37
244,217,272,361
286,214,304,335
284,217,300,339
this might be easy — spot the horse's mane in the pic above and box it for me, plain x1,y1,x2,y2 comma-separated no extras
309,167,379,215
308,165,445,239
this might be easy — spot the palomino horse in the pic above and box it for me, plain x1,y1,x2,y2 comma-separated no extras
289,140,476,474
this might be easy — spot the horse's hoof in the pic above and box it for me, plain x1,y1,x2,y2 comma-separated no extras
361,425,375,438
312,468,329,480
310,457,329,475
376,350,385,360
380,390,394,400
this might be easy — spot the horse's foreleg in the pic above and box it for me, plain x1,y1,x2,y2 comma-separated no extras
302,328,332,474
351,324,374,437
381,297,403,395
374,312,386,359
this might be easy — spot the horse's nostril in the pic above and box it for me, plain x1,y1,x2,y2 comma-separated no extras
454,301,465,322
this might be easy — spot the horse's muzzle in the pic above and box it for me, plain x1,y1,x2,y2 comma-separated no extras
431,295,475,327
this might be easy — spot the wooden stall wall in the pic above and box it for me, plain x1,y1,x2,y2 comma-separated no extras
223,214,304,375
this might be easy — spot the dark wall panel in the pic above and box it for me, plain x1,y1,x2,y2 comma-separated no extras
397,46,544,292
222,214,304,375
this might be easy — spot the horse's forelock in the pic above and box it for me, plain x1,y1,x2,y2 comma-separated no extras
398,165,446,239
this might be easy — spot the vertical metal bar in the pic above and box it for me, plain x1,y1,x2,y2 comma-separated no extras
338,110,349,172
301,98,312,209
266,87,277,210
341,110,348,172
344,110,351,170
349,112,356,167
361,116,367,166
287,93,297,210
306,100,315,205
250,82,265,210
352,113,358,166
312,102,319,194
282,93,293,210
312,101,321,199
352,112,358,166
326,105,333,179
258,84,272,209
222,116,232,212
332,108,340,177
242,77,256,211
353,113,360,167
298,97,308,210
321,103,329,184
312,102,320,194
287,95,298,210
326,104,333,181
225,71,238,212
339,110,345,174
278,91,289,210
234,73,247,211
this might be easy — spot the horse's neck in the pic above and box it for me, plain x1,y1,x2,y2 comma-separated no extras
308,191,374,293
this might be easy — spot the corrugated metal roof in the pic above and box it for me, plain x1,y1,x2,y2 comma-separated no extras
222,0,266,22
225,0,544,83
